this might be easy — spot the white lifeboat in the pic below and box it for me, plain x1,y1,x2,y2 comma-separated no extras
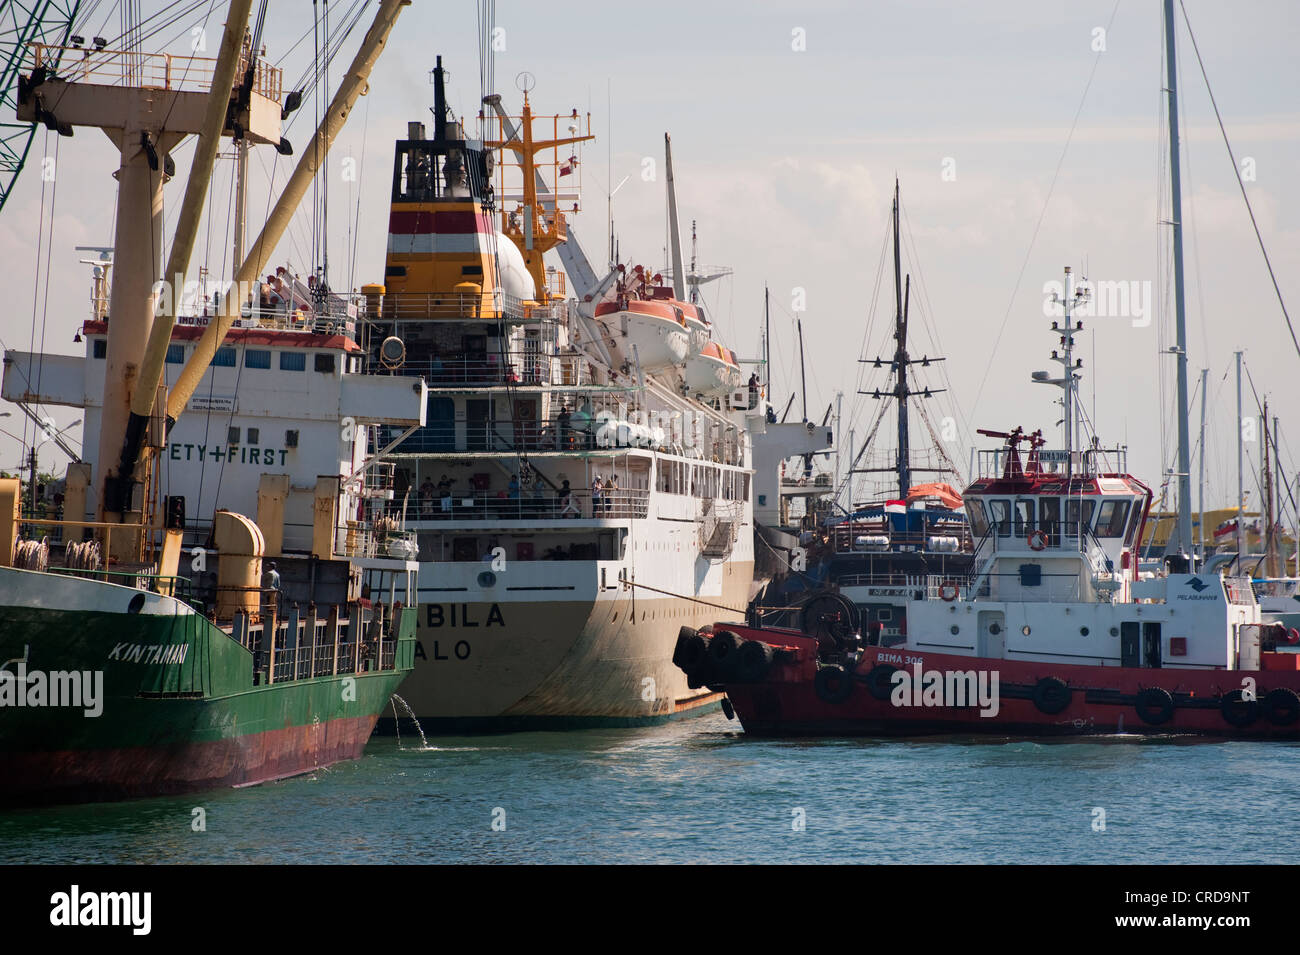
683,341,743,396
593,298,691,372
680,302,710,356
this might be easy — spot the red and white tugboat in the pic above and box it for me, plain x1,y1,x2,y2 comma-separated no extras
675,270,1300,737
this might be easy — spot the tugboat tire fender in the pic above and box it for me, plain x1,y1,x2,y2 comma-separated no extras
734,639,776,683
1219,689,1259,728
1264,687,1300,726
864,664,899,701
1135,687,1175,725
1031,677,1071,715
814,664,855,704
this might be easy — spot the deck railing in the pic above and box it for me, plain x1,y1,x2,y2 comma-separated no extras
407,488,649,522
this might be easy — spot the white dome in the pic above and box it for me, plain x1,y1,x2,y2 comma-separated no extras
494,233,536,300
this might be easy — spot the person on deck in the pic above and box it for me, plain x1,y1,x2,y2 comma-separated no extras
557,404,572,449
605,474,619,515
437,474,454,515
558,479,578,517
591,475,604,516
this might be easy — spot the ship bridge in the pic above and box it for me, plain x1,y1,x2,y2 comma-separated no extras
957,428,1151,604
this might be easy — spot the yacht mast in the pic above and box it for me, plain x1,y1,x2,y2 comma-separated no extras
1236,350,1246,564
1164,0,1194,556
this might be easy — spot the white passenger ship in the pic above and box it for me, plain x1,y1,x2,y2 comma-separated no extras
362,65,759,728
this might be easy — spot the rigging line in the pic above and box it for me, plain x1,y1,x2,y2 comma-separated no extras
968,0,1122,421
1178,0,1299,364
34,132,64,458
619,578,746,615
22,127,51,453
899,196,971,452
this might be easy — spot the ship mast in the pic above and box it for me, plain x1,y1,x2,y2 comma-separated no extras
1164,0,1194,557
892,180,910,497
858,180,946,500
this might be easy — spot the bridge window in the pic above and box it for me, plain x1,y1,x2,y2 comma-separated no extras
1041,497,1061,546
1066,498,1096,536
1124,500,1144,546
966,499,989,537
1096,499,1130,537
1014,499,1035,537
989,499,1011,536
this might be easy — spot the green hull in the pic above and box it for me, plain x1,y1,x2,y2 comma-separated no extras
0,567,415,805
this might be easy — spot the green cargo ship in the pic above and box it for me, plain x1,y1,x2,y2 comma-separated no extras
0,1,417,805
0,558,416,806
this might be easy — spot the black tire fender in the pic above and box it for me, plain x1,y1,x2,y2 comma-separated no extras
1264,687,1300,727
864,663,899,702
734,639,776,683
1031,677,1072,715
1135,686,1175,725
1221,689,1260,728
814,664,855,704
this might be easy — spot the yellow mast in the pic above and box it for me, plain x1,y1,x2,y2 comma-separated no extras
485,93,592,302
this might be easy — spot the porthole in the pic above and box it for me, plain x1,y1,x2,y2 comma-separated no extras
1080,626,1090,636
1022,625,1031,636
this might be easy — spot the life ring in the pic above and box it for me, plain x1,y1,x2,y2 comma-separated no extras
1220,689,1259,728
814,664,855,704
1032,677,1072,715
865,663,899,701
1263,687,1300,726
1028,530,1049,551
938,580,960,602
1135,686,1175,725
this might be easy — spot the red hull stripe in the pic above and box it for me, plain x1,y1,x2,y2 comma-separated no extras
388,209,495,235
82,321,361,353
0,714,380,806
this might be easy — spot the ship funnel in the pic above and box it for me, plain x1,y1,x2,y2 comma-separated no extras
408,121,426,141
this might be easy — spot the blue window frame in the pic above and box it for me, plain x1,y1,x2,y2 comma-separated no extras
213,347,236,367
279,351,306,371
165,343,185,364
245,349,271,369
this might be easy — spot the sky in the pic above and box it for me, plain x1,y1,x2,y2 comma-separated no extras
1,0,1297,521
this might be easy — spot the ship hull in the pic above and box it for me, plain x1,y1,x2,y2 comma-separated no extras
0,567,412,806
704,625,1300,739
385,559,754,730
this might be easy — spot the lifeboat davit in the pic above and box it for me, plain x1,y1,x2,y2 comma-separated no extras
683,341,743,396
593,299,691,372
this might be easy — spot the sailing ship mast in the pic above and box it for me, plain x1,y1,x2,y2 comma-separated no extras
858,179,945,500
1164,0,1194,558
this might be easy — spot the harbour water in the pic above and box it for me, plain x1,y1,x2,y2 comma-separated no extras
4,713,1298,864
